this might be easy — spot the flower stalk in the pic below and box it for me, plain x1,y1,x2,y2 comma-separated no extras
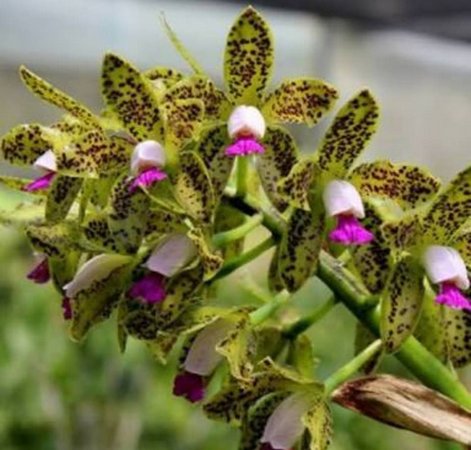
212,214,263,248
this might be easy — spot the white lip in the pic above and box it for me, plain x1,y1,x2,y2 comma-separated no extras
33,150,57,172
131,140,166,174
227,105,266,140
423,245,470,290
323,179,365,218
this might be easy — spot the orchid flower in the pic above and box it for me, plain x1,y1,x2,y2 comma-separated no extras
129,140,168,192
128,233,197,304
26,253,50,284
173,319,234,402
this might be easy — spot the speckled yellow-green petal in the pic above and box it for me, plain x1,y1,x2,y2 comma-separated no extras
1,124,52,166
380,256,425,353
414,283,449,364
442,307,471,368
161,98,205,167
351,202,391,293
302,400,332,450
239,392,290,450
45,175,82,222
315,89,379,180
354,324,383,374
349,161,441,210
163,76,232,120
108,174,151,253
262,78,338,127
26,222,79,257
216,315,254,381
257,126,299,211
175,152,215,224
224,6,274,105
81,214,122,253
144,66,185,98
0,176,44,195
146,331,179,364
70,261,131,341
214,201,246,259
287,335,316,378
101,53,164,142
380,214,423,252
452,229,471,268
188,228,223,280
196,124,234,200
49,252,80,295
0,200,46,228
279,206,324,292
422,165,471,244
268,245,285,293
277,159,317,211
19,66,101,129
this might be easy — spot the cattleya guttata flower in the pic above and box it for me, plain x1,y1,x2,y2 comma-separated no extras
3,5,471,449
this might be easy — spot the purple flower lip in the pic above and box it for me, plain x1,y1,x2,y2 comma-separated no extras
129,167,167,192
435,282,471,310
23,172,56,192
173,371,205,403
26,258,50,284
127,272,166,304
329,214,374,246
225,136,265,157
62,297,73,320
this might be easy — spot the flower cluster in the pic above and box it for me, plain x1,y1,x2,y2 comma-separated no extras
2,6,471,449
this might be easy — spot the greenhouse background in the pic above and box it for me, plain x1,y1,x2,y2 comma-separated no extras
1,0,471,448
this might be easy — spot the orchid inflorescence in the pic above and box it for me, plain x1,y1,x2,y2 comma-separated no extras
3,6,471,449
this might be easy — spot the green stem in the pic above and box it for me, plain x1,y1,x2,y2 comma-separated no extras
324,340,382,395
283,296,337,339
250,290,291,326
223,192,471,410
211,236,275,281
236,157,249,198
212,214,263,248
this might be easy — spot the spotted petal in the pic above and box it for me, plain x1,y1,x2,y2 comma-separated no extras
45,175,82,222
224,6,274,105
302,399,333,450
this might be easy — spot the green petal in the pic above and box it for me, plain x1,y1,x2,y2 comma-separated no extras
279,206,324,292
196,124,234,201
422,165,471,244
49,253,80,294
26,222,80,257
19,66,101,129
188,228,223,280
1,124,51,166
354,324,383,374
258,126,299,211
301,400,332,450
214,201,246,259
380,256,425,353
315,89,379,180
349,161,441,209
286,335,316,378
163,76,232,120
0,200,46,228
224,6,274,105
161,98,205,168
101,53,164,142
175,152,215,224
262,78,338,126
143,66,185,98
351,202,391,293
45,175,82,222
268,245,285,293
277,159,318,211
70,259,131,341
146,331,179,364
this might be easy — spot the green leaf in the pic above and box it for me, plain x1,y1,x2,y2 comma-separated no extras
108,174,151,253
187,228,223,280
101,53,164,142
163,76,231,120
279,206,324,292
262,78,338,126
224,6,274,105
196,124,234,201
422,165,471,244
257,126,299,211
45,175,82,222
19,66,101,129
351,202,391,293
1,124,51,166
380,255,425,353
349,161,441,210
175,152,215,224
302,400,333,450
161,98,205,167
161,16,206,75
70,260,131,341
277,159,318,211
315,89,379,180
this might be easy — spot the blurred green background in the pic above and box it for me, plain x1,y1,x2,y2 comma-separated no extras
2,0,471,448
